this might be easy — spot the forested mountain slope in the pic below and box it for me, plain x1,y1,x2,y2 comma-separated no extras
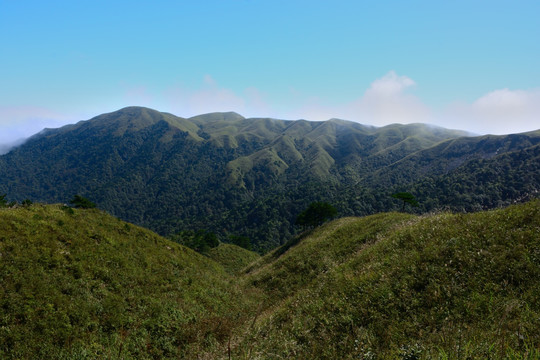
1,106,539,250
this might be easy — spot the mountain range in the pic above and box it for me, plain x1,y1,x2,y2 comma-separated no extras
1,106,539,251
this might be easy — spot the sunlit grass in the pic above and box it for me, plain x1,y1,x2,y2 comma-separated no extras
1,200,539,358
236,200,540,359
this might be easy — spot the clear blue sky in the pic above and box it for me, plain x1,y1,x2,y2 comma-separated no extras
1,0,539,147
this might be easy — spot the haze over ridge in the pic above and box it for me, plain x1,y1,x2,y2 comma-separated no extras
1,1,539,148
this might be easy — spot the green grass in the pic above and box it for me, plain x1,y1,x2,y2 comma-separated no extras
0,204,260,359
1,200,539,359
207,243,260,274
243,212,414,303
234,201,540,359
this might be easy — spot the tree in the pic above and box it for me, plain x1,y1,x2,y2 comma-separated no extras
0,194,15,208
171,229,219,254
195,230,219,252
0,193,7,208
70,195,96,209
295,201,338,228
392,192,419,212
22,199,33,207
229,235,252,250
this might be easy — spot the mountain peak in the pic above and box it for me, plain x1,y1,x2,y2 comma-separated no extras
188,111,246,123
116,105,157,112
75,106,174,136
101,106,164,122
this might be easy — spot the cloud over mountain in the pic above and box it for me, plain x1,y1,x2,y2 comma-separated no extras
353,71,431,125
1,73,539,152
0,106,76,154
442,88,540,134
302,72,540,135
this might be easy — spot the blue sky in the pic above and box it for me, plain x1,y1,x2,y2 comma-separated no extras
1,0,539,148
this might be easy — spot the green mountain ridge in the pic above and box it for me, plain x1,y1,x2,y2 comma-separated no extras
1,106,539,250
1,200,539,358
349,131,540,191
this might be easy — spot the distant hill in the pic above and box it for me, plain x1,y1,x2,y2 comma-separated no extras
1,106,539,250
2,199,538,358
207,243,260,274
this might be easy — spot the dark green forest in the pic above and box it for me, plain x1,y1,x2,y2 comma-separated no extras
1,107,539,251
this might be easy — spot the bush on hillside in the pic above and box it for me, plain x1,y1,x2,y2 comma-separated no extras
170,229,219,253
296,201,338,228
229,235,252,250
70,195,96,209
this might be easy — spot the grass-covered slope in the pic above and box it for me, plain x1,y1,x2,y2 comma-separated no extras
0,204,259,359
1,201,539,359
243,212,414,303
236,201,540,359
207,243,260,274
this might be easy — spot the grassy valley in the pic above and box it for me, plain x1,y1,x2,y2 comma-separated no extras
208,243,260,274
234,200,540,359
1,200,539,358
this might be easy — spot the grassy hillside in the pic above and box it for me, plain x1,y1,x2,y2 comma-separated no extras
234,201,540,359
243,212,414,303
1,201,539,359
0,204,260,359
208,243,260,274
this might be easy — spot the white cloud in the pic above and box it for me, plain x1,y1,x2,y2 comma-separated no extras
474,88,530,110
285,72,540,135
366,70,416,96
157,75,271,118
0,106,76,153
353,71,431,125
1,73,538,153
285,71,432,125
440,88,540,134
